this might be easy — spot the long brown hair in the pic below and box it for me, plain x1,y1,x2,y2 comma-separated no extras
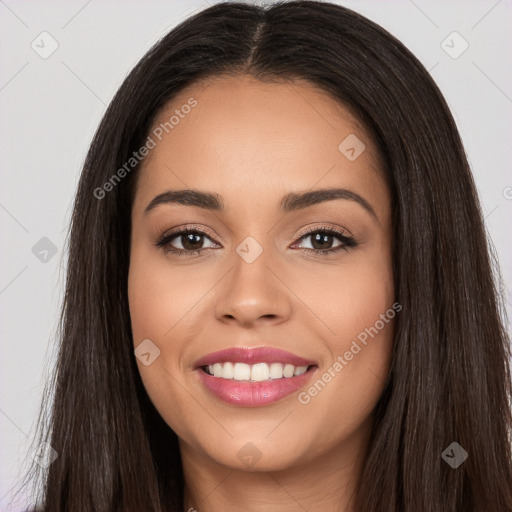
19,1,512,510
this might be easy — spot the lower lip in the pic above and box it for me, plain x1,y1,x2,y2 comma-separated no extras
196,366,317,407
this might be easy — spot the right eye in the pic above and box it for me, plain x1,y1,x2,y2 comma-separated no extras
155,228,220,257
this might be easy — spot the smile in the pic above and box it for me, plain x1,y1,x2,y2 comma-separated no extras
194,346,318,407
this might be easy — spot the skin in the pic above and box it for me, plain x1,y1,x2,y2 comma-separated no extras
128,74,395,512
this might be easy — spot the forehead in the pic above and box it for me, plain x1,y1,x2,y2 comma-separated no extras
133,74,388,220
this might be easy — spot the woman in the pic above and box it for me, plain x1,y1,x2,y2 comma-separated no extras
20,1,512,511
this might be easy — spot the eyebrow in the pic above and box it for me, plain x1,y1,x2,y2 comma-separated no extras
143,187,377,220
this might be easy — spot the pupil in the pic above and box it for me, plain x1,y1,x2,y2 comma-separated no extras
182,233,203,250
312,233,332,250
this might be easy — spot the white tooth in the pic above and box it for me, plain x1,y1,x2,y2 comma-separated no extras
233,362,251,380
222,362,234,379
207,362,308,380
269,362,284,379
283,364,295,378
251,363,270,381
294,365,308,376
213,363,223,377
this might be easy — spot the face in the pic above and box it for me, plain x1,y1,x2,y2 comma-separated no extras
128,74,395,473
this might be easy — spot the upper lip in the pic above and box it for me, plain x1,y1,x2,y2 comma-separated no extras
194,346,317,368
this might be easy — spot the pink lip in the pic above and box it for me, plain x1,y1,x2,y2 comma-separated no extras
194,346,316,368
196,366,317,407
193,346,318,407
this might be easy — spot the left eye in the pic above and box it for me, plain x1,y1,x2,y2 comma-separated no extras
294,231,347,251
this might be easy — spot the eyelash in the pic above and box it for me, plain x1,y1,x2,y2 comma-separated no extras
155,224,357,258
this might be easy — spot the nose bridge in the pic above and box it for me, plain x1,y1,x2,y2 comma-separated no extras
214,236,291,325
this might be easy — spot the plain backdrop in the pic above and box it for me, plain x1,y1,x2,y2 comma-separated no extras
1,0,511,509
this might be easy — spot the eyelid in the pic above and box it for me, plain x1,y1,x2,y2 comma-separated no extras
294,223,353,240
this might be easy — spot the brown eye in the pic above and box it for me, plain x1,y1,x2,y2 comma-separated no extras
177,232,205,251
293,228,357,255
308,232,338,250
156,228,219,256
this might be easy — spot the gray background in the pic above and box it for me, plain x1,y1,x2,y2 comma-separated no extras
1,0,511,509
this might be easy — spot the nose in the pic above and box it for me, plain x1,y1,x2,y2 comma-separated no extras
214,245,292,328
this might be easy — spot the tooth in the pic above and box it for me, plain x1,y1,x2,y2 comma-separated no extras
233,362,251,380
294,365,307,376
213,363,223,377
269,363,284,379
251,363,270,381
283,364,295,378
222,362,234,379
205,362,309,380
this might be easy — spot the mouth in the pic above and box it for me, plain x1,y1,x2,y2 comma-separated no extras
193,346,319,407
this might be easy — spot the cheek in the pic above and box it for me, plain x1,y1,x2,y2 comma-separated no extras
288,241,394,346
127,242,218,421
288,247,395,432
127,251,201,441
127,245,203,344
